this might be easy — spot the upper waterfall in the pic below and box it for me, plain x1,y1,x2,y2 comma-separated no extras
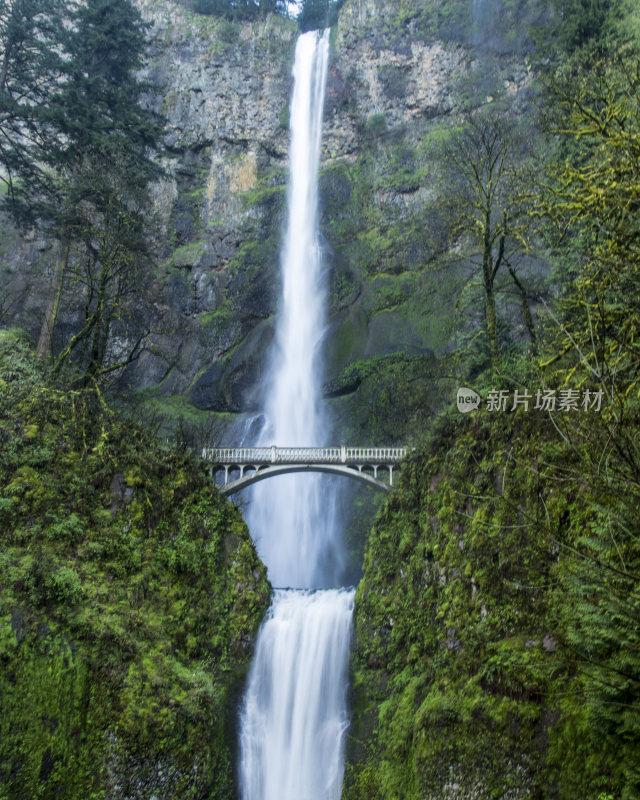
245,28,342,590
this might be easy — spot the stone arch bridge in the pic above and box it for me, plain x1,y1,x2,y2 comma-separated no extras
202,446,408,496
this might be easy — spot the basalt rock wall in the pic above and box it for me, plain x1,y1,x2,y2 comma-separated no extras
1,0,538,439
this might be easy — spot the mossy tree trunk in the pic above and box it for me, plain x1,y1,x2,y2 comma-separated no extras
51,206,149,382
506,258,537,356
36,237,70,360
482,204,503,371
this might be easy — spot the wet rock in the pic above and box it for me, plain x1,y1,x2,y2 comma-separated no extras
190,319,275,412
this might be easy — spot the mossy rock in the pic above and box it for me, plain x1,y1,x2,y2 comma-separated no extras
0,333,271,799
344,392,623,799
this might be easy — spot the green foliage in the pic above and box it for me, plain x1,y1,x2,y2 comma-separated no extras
0,333,270,799
364,113,387,140
188,0,288,20
346,399,626,799
45,0,164,379
2,0,162,227
547,0,620,54
346,39,640,800
541,47,640,397
298,0,346,32
1,0,164,379
0,0,68,216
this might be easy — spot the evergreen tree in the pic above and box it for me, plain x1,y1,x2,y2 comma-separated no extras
298,0,345,31
549,0,618,54
35,0,163,369
190,0,287,19
0,0,69,220
48,0,161,195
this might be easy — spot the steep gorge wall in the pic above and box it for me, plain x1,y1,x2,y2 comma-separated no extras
129,0,475,425
0,0,537,441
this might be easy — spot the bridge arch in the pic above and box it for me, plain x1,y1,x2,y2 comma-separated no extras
202,446,408,496
217,463,392,496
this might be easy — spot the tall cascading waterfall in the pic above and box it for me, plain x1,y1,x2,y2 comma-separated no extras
471,0,497,48
238,29,355,800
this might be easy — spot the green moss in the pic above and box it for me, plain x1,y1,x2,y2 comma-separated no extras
278,102,290,129
166,239,208,268
345,390,624,799
133,389,212,423
239,174,287,212
325,310,369,377
369,274,419,312
0,335,270,799
365,113,387,139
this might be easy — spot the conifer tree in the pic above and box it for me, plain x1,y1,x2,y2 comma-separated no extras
35,0,163,369
0,0,68,218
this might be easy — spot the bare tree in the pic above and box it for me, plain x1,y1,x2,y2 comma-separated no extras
444,112,538,368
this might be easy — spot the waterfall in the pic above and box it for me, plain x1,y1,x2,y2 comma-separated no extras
245,27,340,592
238,30,354,800
240,589,354,800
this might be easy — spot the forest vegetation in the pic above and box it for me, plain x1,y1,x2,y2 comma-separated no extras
344,2,640,798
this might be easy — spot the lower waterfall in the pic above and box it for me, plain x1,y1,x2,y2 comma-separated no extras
237,28,354,800
239,589,354,800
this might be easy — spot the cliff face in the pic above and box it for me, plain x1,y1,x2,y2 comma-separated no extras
1,0,536,440
120,1,298,406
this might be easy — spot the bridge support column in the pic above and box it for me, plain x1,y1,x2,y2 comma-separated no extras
224,466,229,485
389,466,394,486
271,445,277,463
341,445,346,463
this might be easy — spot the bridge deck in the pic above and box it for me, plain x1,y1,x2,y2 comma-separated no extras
202,446,407,465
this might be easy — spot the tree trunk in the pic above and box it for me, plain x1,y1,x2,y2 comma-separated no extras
485,278,500,370
507,261,537,356
86,258,111,378
483,219,500,371
36,238,69,361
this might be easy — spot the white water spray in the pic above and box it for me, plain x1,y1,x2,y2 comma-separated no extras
246,28,340,591
240,589,354,800
239,30,354,800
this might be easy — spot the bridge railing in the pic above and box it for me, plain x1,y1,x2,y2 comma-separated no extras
201,446,408,465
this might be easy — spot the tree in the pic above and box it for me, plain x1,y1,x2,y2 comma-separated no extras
50,182,154,382
298,0,345,31
443,113,538,370
188,0,288,19
33,0,163,369
0,0,69,218
540,48,640,387
548,0,619,55
539,46,640,799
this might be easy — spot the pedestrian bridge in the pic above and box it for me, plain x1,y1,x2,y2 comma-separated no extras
201,446,408,495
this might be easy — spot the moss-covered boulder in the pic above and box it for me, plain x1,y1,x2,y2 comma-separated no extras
0,330,270,800
344,394,622,799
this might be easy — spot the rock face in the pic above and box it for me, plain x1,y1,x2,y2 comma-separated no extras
0,0,536,435
123,1,298,403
